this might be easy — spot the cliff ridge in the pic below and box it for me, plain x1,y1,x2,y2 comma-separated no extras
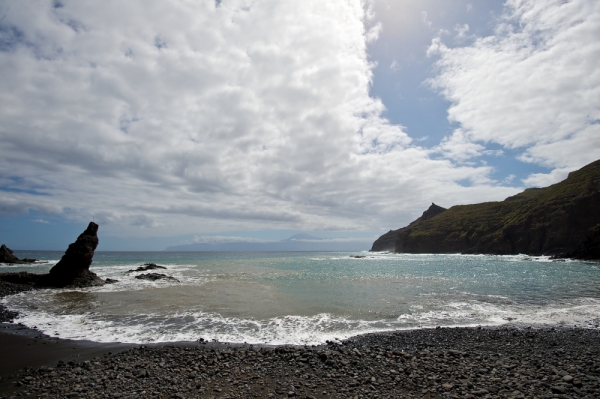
371,160,600,260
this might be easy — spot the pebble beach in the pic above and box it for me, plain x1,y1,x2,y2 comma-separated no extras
1,324,600,398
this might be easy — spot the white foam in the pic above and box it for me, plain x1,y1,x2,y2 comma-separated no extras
5,293,600,345
86,263,213,293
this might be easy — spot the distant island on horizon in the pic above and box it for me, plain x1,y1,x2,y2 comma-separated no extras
165,233,372,252
371,159,600,260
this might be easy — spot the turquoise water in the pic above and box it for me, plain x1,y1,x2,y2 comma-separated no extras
1,251,599,344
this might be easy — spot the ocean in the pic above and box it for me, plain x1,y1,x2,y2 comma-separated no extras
1,251,599,345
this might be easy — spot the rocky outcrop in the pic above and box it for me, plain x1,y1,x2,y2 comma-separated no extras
135,273,179,282
0,244,20,263
46,222,105,287
0,244,39,264
0,222,107,288
126,263,167,273
371,159,600,259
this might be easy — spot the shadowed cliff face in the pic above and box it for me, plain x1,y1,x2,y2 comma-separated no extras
562,223,600,261
371,160,600,259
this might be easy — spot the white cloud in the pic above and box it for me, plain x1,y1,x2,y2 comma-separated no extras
436,129,486,162
454,23,470,41
0,0,529,238
421,11,432,28
32,219,50,224
428,0,600,184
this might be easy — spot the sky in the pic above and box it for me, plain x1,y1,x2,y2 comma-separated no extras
1,0,599,251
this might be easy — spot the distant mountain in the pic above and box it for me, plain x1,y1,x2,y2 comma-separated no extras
165,233,370,252
282,233,323,241
371,159,600,260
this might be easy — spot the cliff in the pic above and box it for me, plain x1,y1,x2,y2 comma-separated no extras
371,159,600,259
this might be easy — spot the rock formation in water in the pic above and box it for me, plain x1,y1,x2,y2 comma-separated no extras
135,273,179,282
0,222,107,288
371,159,600,260
126,263,167,273
47,222,105,287
0,244,20,263
0,244,39,264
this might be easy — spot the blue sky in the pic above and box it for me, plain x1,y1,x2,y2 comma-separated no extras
1,0,599,250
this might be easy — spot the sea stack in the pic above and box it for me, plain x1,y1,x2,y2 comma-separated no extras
47,222,105,288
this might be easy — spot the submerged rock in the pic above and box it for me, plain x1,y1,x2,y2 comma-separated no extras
126,263,167,273
135,273,179,282
47,222,105,288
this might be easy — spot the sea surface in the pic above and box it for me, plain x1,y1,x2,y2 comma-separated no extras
1,251,599,345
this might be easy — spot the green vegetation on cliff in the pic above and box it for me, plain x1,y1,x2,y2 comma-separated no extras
371,160,600,258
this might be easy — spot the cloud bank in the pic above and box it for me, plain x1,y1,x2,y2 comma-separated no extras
428,0,600,186
0,0,598,238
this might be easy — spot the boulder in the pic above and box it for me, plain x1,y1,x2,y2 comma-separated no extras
46,222,105,288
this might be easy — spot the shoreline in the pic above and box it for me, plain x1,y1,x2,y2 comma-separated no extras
1,323,599,398
2,273,600,397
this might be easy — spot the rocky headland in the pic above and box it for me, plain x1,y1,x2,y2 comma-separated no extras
371,159,600,260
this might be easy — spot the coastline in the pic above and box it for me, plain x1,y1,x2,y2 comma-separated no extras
1,322,599,398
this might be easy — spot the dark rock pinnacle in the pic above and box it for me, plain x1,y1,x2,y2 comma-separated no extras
47,222,105,288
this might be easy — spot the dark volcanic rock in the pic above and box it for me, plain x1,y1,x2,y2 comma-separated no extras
46,222,105,288
371,160,600,256
0,244,38,264
0,223,105,289
135,273,179,282
561,223,600,261
0,244,20,263
126,263,167,273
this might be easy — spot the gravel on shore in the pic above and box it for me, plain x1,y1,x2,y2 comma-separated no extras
1,326,599,399
1,280,600,398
